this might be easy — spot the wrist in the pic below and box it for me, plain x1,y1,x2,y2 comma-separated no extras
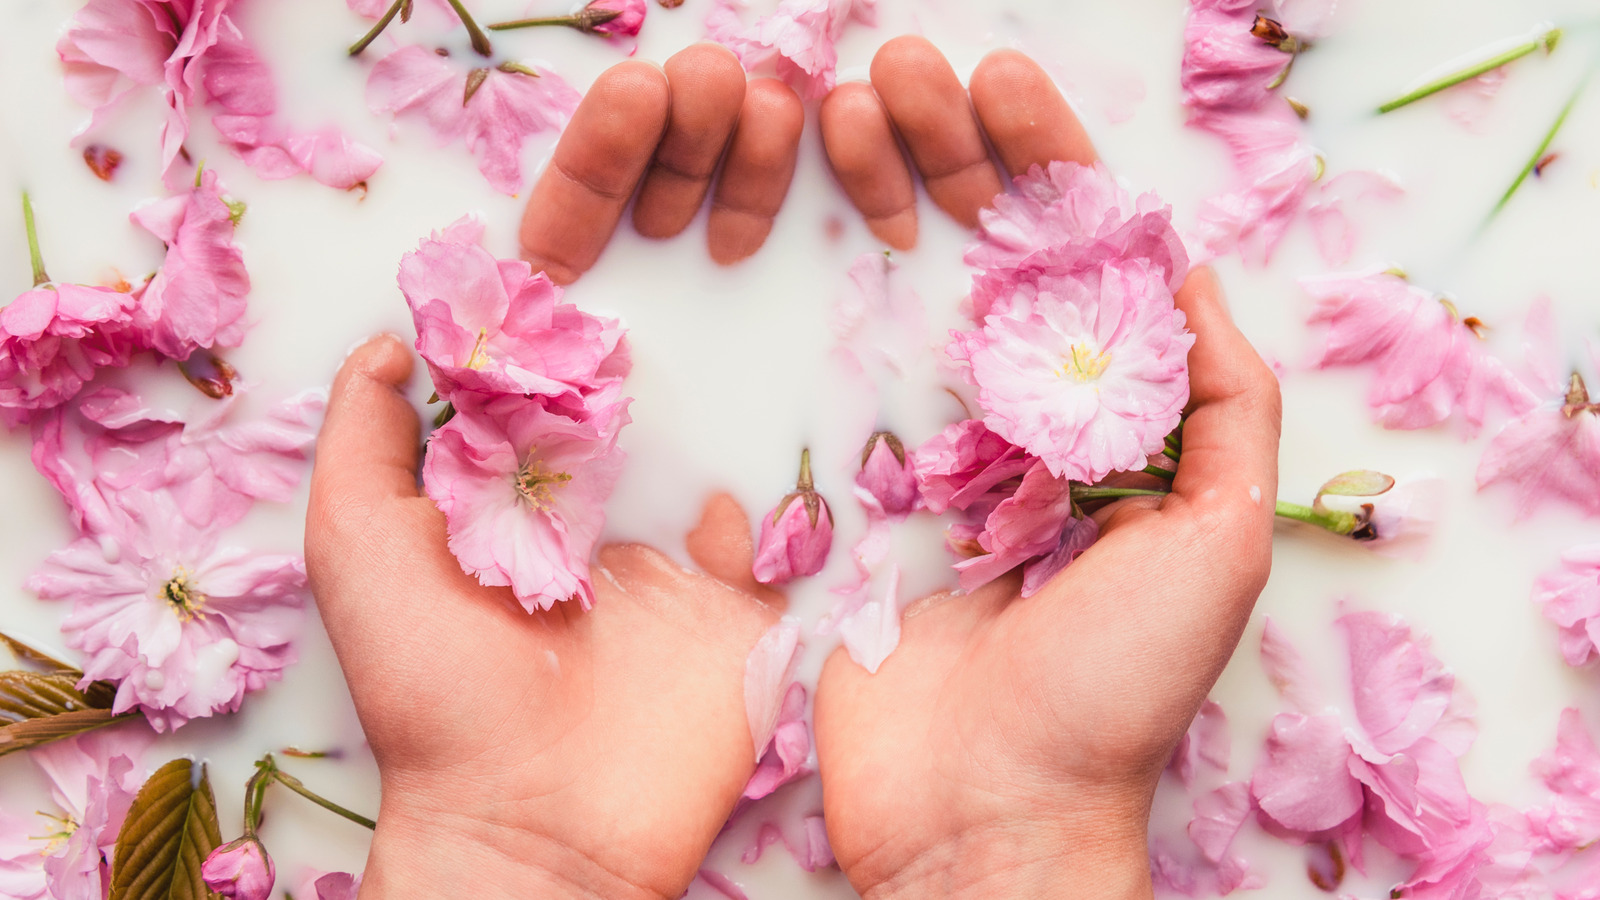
854,813,1154,900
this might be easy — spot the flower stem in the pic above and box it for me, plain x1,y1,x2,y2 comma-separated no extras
1070,486,1170,503
242,761,273,837
269,765,377,830
1161,445,1180,463
1142,465,1175,481
1490,65,1592,219
488,8,623,31
1378,27,1562,113
1272,500,1358,535
797,448,813,491
349,0,405,55
444,0,493,56
21,193,48,287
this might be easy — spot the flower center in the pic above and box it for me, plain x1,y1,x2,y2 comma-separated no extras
1055,343,1112,383
515,457,572,511
464,327,493,370
160,569,206,621
32,811,77,855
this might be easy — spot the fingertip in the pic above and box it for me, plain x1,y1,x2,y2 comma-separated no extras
867,209,917,250
868,35,947,87
820,82,918,249
969,49,1097,176
743,77,805,136
334,332,414,396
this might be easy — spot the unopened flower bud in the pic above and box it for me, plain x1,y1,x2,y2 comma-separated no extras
753,449,833,584
581,0,645,36
857,431,918,517
202,836,275,900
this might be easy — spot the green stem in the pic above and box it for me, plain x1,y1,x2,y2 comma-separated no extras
1273,500,1358,534
444,0,493,56
22,193,48,287
1161,445,1180,463
1142,465,1176,481
487,14,578,29
270,768,377,830
242,761,273,837
1070,486,1170,503
348,0,405,55
1490,66,1592,219
488,8,622,32
1378,27,1561,113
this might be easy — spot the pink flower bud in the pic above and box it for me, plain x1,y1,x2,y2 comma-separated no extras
753,449,833,584
856,432,918,517
583,0,646,36
202,836,275,900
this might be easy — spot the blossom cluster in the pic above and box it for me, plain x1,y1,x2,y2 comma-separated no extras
705,0,878,100
404,217,631,611
59,0,382,189
4,177,318,734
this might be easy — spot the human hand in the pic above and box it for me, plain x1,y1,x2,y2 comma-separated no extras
813,39,1283,899
305,336,785,899
519,43,804,283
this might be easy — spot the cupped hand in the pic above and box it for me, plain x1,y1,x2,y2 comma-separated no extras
305,335,784,899
813,39,1283,899
520,43,804,282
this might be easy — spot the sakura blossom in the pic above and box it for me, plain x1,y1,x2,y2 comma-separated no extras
951,258,1194,484
29,493,307,732
401,216,625,404
0,282,139,427
130,168,252,361
367,46,581,195
950,460,1095,593
855,432,918,518
1534,546,1600,667
1528,709,1600,856
705,0,876,100
0,730,151,900
911,418,1031,517
753,450,834,585
1304,270,1535,435
1189,107,1318,265
584,0,648,38
202,837,276,900
422,391,629,611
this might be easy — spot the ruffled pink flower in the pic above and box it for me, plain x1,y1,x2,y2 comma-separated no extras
1304,270,1536,435
1529,708,1600,855
966,161,1189,321
1181,0,1298,113
1536,546,1600,667
952,459,1098,593
367,46,580,195
911,419,1031,516
1190,106,1318,265
32,383,323,536
0,731,151,900
58,0,236,184
422,392,629,611
0,283,138,426
202,837,275,900
951,258,1194,484
401,217,625,402
705,0,876,100
855,432,918,518
29,494,307,732
131,169,251,360
752,452,834,585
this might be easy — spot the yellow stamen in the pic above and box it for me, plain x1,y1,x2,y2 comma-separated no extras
515,457,572,511
464,327,492,370
160,569,206,621
32,811,77,855
1054,343,1112,382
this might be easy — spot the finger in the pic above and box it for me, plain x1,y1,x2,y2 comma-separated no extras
868,36,1004,228
310,334,422,512
520,60,671,284
632,44,748,240
685,493,788,609
707,78,804,265
819,82,917,249
968,49,1098,177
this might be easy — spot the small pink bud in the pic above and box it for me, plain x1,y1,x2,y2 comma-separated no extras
202,836,275,900
583,0,645,36
753,449,833,585
857,432,918,517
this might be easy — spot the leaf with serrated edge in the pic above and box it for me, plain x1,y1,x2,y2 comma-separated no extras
0,708,127,757
0,632,78,673
110,758,223,900
0,669,131,757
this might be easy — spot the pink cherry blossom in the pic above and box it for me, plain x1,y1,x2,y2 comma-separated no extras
1529,708,1600,855
131,168,251,360
401,217,625,403
951,258,1194,484
952,459,1097,593
753,452,834,585
855,432,918,518
1305,170,1404,267
1477,379,1600,518
0,283,139,426
1535,546,1600,667
586,0,647,37
422,392,629,611
1303,270,1536,435
1181,0,1297,113
1190,106,1318,265
29,493,307,732
911,419,1031,516
705,0,876,100
966,161,1190,321
743,683,812,802
367,46,581,195
202,836,275,900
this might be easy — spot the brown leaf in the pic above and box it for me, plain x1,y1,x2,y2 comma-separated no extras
0,668,129,757
111,758,223,900
0,632,77,672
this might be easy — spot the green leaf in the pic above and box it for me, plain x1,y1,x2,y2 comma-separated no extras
0,668,130,757
111,758,223,900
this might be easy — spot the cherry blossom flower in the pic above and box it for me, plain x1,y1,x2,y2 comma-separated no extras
1477,301,1600,517
1529,708,1600,855
0,731,152,900
951,258,1194,484
1303,270,1535,435
585,0,648,37
912,419,1031,516
1181,0,1299,113
951,460,1098,593
202,837,275,900
401,217,625,404
131,168,251,361
0,282,139,426
29,493,307,732
1189,106,1318,265
1534,546,1600,667
367,46,581,195
422,392,629,611
705,0,876,100
753,450,834,585
32,383,323,536
855,432,918,518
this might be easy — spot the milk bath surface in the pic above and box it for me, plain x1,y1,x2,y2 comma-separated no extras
2,0,1599,897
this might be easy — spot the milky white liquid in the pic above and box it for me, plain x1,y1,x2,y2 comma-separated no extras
3,0,1600,896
